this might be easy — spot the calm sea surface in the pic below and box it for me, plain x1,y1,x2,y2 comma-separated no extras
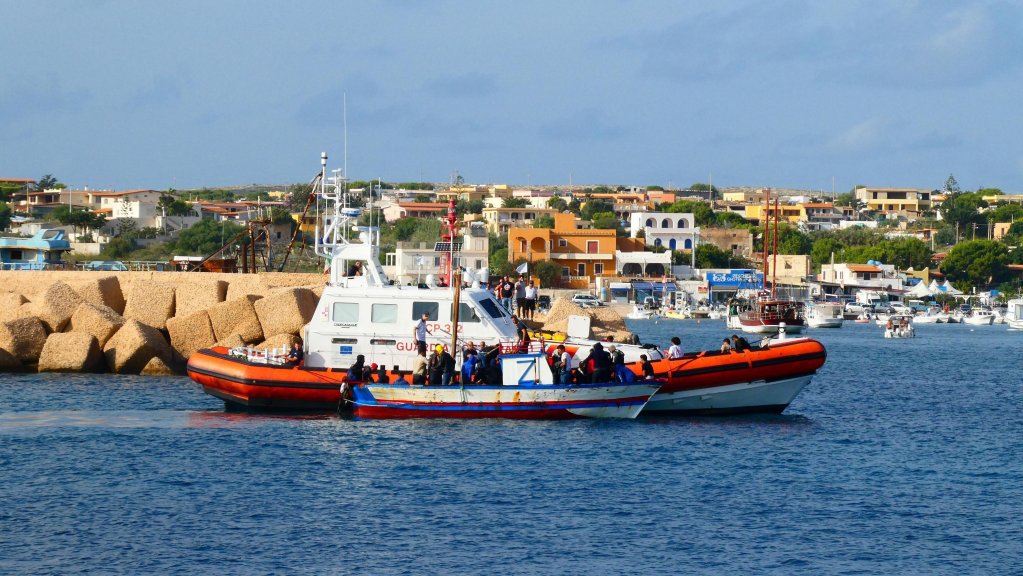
1,320,1021,575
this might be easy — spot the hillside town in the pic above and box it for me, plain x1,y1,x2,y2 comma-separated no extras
1,174,1021,312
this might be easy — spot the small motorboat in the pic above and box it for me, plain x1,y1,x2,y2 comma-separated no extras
883,315,916,338
805,302,844,328
854,311,873,324
626,305,655,320
963,309,995,326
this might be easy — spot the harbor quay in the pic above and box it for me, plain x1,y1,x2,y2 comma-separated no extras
0,270,323,374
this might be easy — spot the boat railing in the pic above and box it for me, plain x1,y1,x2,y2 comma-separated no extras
228,346,290,366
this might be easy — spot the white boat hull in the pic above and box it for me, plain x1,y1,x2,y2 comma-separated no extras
963,315,994,326
739,323,805,335
807,317,843,328
643,374,813,415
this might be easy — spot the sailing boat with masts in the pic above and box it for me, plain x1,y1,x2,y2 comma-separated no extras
737,188,805,334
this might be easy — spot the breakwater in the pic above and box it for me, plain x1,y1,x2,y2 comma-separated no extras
0,271,323,374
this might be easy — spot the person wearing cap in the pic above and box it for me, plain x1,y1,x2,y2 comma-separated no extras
428,345,444,386
439,346,455,386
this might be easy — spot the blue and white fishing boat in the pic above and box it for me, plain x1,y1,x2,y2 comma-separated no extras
347,350,662,419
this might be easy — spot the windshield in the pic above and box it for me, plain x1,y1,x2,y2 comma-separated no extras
478,296,508,318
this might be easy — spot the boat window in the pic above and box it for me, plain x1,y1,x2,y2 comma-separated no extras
332,302,359,324
412,301,440,321
370,338,396,345
452,302,481,323
331,338,359,344
478,297,507,318
371,303,398,323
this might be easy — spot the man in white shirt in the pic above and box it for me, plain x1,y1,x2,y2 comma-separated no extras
524,282,538,320
414,312,430,355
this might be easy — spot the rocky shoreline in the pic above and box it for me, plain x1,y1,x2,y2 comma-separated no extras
0,271,323,375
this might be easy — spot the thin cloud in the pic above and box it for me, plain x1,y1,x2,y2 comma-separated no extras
828,117,885,151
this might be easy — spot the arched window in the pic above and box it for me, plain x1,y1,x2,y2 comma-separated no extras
661,218,671,228
684,239,692,249
645,218,655,228
669,238,677,250
654,238,662,247
677,219,687,228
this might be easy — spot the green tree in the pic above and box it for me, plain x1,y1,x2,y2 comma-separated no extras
694,244,732,268
810,237,845,270
392,218,421,241
502,197,529,209
101,236,135,259
566,198,582,215
287,182,314,211
489,249,512,276
943,174,961,194
455,199,485,215
546,196,567,212
35,174,61,191
714,211,749,228
531,260,561,288
939,192,987,237
646,185,664,191
834,191,857,207
581,199,613,220
171,219,244,255
0,202,11,231
414,193,433,203
533,214,555,229
590,211,620,230
986,203,1023,223
663,199,715,226
687,182,719,198
940,240,1010,286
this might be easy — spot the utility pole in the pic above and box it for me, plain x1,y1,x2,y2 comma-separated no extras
972,223,976,241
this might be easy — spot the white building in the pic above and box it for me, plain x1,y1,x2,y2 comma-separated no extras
817,263,902,290
629,212,700,251
385,222,489,285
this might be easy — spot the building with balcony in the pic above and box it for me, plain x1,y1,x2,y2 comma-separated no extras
629,212,700,251
508,213,617,288
481,206,557,235
855,187,932,215
818,262,902,291
382,202,450,223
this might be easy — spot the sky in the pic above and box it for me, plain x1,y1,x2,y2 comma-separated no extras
3,1,1023,193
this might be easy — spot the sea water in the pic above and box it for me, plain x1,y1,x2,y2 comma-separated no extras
1,321,1021,575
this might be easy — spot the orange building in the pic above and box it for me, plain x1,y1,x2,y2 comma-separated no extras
508,213,617,288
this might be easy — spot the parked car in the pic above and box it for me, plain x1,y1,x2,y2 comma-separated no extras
571,293,604,307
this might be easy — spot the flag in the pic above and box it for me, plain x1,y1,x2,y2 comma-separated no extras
515,262,528,274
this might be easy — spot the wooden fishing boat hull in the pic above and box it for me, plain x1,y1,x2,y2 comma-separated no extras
349,381,662,419
633,337,826,415
187,347,348,411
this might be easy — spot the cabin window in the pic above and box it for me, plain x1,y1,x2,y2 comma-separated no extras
452,302,481,323
10,250,23,260
372,303,398,323
370,338,397,346
478,297,507,318
413,301,439,321
332,302,359,323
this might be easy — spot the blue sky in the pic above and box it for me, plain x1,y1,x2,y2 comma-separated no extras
3,1,1022,193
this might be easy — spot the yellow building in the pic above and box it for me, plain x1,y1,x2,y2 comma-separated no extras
508,213,617,289
855,187,933,214
744,203,803,224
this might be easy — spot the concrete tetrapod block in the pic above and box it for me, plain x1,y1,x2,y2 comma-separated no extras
165,310,216,360
207,295,263,344
69,302,126,347
123,282,176,330
141,356,179,376
174,280,228,319
38,332,104,373
37,281,86,333
0,292,27,309
214,334,245,349
254,334,301,359
103,319,174,374
253,288,317,337
0,302,38,324
71,276,126,315
0,347,23,371
0,317,48,364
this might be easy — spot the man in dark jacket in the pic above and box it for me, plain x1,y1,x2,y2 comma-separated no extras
586,342,612,383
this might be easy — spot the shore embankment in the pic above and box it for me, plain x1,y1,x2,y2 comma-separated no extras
0,271,324,374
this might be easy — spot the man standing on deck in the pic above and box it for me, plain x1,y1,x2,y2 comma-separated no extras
500,276,514,312
515,275,527,316
414,312,431,355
